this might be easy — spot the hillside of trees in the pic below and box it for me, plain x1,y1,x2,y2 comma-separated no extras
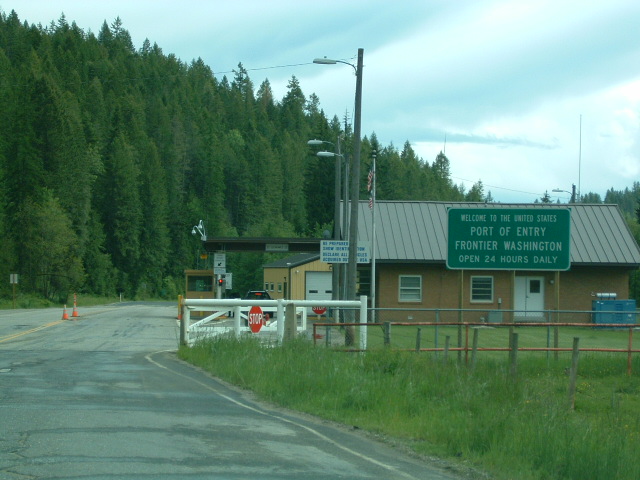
1,11,638,302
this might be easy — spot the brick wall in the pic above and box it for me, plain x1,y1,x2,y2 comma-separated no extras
375,263,632,323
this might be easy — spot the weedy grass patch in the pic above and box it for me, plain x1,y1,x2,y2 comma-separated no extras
179,335,640,480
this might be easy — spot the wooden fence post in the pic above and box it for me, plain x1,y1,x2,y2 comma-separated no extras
471,328,479,370
384,322,391,347
568,337,580,410
415,327,422,353
444,336,450,363
509,332,518,379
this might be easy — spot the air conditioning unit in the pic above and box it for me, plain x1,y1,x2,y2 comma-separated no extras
592,299,636,328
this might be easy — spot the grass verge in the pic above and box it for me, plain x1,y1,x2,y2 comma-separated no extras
179,335,640,480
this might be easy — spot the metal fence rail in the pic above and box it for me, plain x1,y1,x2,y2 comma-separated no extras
312,307,640,374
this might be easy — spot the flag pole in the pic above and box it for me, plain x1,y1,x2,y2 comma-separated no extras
370,152,376,323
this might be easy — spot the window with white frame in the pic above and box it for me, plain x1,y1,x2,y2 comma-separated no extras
471,276,493,303
399,275,422,302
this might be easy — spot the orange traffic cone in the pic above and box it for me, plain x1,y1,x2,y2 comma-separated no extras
62,305,69,320
72,293,79,318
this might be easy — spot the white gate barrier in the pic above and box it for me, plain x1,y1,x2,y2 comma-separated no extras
181,297,367,349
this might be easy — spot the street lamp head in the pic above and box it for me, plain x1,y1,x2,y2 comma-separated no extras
313,57,337,65
552,189,563,193
308,139,335,148
317,151,336,157
191,220,207,240
313,56,357,73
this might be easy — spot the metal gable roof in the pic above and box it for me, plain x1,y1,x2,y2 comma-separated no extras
263,253,320,269
356,201,640,267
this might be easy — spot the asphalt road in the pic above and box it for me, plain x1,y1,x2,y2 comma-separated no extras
0,302,465,480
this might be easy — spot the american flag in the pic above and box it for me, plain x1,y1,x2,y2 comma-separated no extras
369,196,373,209
367,169,374,192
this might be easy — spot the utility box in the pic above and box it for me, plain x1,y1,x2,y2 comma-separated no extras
488,310,503,323
592,300,637,327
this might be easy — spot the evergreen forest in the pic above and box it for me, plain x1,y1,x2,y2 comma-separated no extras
1,11,638,303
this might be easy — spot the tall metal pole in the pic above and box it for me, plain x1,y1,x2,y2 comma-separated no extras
346,48,364,305
370,152,376,324
313,49,363,343
345,48,364,345
342,155,349,302
332,138,342,308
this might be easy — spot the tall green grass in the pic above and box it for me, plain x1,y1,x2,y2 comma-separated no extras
179,335,640,480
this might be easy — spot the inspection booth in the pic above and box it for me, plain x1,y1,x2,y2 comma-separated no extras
184,270,215,317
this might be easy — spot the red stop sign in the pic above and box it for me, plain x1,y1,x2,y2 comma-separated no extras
312,306,327,315
248,305,264,333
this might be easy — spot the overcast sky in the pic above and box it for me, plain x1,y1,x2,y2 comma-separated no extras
5,0,639,203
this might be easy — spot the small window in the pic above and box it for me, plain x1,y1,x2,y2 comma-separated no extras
529,279,541,294
270,282,275,291
187,275,213,292
471,276,493,303
264,282,269,291
399,275,422,302
277,283,282,293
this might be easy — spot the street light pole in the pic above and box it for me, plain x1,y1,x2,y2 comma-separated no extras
314,48,364,344
348,48,364,310
308,138,343,308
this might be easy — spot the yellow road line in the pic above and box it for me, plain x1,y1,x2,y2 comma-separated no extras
0,319,67,344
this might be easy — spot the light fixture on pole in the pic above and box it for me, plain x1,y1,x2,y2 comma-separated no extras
191,220,208,270
314,49,364,330
552,184,576,203
191,219,207,240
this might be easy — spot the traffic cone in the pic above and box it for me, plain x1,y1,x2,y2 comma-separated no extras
62,305,69,320
72,293,79,318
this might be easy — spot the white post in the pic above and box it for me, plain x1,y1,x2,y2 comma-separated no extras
301,307,307,331
182,307,191,346
277,298,285,343
359,295,368,351
234,305,241,337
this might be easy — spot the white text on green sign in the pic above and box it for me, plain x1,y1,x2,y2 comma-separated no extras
447,208,571,270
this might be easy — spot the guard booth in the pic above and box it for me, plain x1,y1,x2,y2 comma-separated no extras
184,270,215,317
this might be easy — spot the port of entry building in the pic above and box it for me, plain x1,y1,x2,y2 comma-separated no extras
356,201,640,322
201,202,640,323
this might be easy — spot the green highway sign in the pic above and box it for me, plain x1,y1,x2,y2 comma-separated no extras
447,208,571,271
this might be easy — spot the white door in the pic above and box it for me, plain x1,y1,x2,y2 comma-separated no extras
514,276,545,318
305,272,332,315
